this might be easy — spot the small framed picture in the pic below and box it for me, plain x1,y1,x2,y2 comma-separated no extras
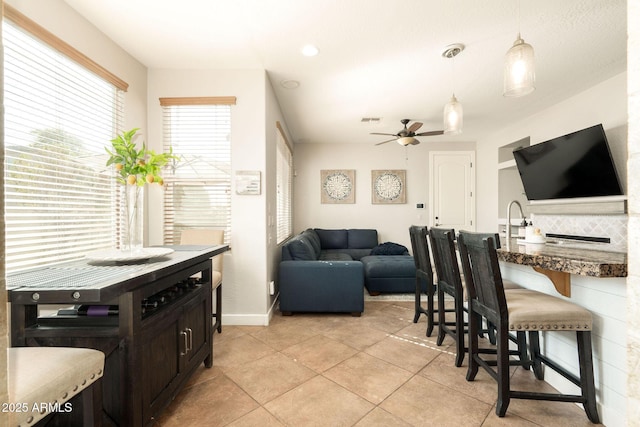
235,170,261,195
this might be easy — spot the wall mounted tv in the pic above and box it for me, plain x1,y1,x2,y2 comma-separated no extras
512,124,623,201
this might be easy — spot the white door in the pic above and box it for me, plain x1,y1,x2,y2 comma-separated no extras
429,151,475,230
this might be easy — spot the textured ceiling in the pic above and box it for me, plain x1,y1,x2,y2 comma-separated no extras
63,0,627,145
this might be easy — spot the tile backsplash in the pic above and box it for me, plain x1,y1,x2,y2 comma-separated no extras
532,214,628,253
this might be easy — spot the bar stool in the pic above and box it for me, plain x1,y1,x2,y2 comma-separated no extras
429,227,528,367
8,346,105,426
457,231,599,423
181,228,225,333
408,225,436,335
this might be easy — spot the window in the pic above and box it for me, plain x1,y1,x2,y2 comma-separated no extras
276,122,293,243
3,7,126,272
161,97,235,245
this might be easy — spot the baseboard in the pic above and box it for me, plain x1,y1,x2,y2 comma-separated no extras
220,294,279,326
221,313,270,326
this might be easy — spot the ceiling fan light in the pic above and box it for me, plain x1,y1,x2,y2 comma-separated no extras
443,95,463,134
503,35,535,97
397,136,418,146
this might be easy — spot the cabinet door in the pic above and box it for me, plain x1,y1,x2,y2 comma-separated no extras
141,309,182,424
180,284,211,372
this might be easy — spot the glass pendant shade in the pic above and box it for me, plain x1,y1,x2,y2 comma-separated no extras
443,95,463,134
503,34,535,97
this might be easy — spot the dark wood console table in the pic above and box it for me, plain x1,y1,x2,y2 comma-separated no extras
7,245,228,426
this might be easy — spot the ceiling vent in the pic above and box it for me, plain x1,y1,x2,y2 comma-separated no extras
361,117,382,123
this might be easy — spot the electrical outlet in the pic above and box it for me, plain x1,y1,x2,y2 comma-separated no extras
269,280,275,295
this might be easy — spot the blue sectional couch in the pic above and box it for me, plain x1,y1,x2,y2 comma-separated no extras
279,228,422,315
279,229,376,315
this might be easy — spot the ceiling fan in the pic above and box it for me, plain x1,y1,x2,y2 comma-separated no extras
371,119,444,146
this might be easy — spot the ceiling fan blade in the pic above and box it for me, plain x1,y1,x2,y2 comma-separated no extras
408,122,423,133
375,138,397,146
415,130,445,136
370,132,397,136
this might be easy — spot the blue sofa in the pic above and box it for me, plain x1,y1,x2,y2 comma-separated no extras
279,228,424,315
279,229,378,315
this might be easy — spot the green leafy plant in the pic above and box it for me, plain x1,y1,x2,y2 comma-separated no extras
106,128,178,185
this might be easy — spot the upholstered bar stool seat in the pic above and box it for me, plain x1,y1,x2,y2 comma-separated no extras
9,346,105,426
506,288,592,331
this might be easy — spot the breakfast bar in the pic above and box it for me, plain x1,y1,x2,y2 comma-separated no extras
497,239,627,297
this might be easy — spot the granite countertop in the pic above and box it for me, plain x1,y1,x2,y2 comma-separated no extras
497,239,627,278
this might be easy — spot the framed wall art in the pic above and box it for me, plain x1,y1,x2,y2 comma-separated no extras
372,170,406,204
321,169,355,204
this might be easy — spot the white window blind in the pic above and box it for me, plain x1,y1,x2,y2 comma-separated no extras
3,16,124,273
161,99,233,245
276,123,293,243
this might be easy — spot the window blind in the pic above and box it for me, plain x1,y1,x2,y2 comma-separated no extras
276,123,293,243
161,101,232,245
3,18,124,272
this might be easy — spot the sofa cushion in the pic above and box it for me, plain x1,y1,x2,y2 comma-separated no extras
370,242,409,255
315,229,348,249
287,236,317,260
319,251,354,261
348,229,378,249
302,229,321,257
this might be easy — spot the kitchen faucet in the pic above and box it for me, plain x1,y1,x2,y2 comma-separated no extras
506,200,527,244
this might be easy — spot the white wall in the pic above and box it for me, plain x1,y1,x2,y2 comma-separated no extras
293,141,475,250
476,72,628,233
475,71,628,426
147,68,289,325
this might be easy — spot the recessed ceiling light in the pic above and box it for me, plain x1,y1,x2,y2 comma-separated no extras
301,44,319,57
280,80,300,89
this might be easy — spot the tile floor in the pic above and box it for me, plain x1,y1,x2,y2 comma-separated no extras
156,300,600,426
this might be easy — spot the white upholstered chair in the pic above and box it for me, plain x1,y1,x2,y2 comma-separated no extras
180,228,225,333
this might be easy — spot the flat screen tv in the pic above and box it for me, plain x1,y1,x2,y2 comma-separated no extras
512,124,623,201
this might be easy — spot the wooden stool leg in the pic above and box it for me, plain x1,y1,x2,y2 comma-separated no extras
466,306,480,382
495,324,511,417
515,331,530,370
426,280,435,337
413,277,429,324
577,331,600,424
529,331,544,380
453,296,465,367
436,287,446,346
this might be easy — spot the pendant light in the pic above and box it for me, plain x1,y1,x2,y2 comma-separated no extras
442,43,464,135
503,1,535,97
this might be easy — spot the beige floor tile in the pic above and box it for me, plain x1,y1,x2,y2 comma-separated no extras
364,334,441,373
282,334,359,372
224,352,316,404
353,407,412,426
380,375,492,426
225,407,285,427
213,334,276,369
156,374,259,427
264,376,375,426
358,308,415,334
322,322,390,351
250,320,320,351
323,352,413,404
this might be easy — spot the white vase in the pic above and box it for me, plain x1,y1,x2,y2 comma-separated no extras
122,183,144,253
